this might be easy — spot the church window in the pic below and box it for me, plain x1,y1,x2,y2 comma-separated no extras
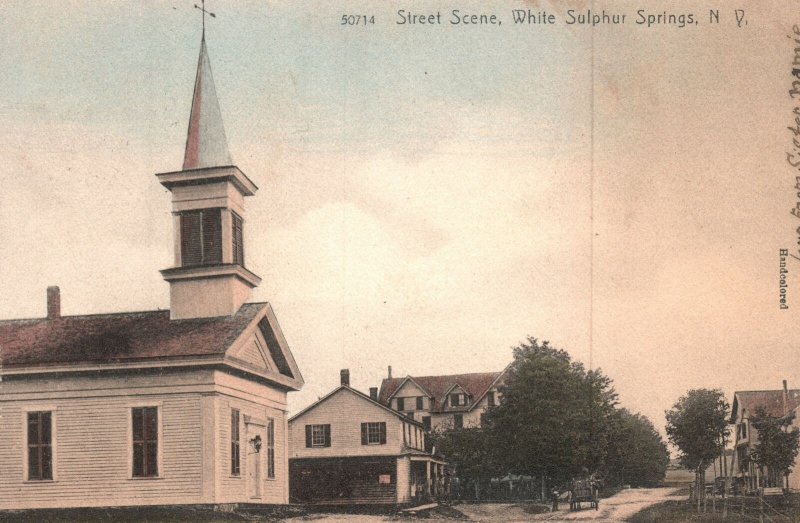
180,208,222,266
231,409,241,476
232,211,244,265
27,411,52,481
132,407,158,477
267,418,275,479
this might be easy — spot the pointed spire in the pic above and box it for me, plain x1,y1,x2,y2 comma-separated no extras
183,35,232,170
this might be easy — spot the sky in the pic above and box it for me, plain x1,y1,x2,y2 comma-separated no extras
1,0,798,439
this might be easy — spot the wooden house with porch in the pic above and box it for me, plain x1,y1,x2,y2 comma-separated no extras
288,370,447,505
729,381,800,493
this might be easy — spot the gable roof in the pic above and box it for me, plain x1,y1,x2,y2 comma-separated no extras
378,370,505,413
731,389,800,422
289,385,424,427
0,302,303,389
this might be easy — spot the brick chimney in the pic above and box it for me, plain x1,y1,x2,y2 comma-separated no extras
340,369,350,387
47,286,61,319
388,365,392,379
369,387,378,401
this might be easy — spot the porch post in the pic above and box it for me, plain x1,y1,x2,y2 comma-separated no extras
426,460,432,497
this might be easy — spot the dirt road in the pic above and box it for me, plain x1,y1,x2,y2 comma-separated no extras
280,487,682,523
458,487,682,522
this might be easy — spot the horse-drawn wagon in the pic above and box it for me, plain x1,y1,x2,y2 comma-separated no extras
569,478,599,511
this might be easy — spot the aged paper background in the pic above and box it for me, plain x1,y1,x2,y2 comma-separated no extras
1,0,798,438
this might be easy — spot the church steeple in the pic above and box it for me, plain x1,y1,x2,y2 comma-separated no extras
155,27,261,320
183,35,232,170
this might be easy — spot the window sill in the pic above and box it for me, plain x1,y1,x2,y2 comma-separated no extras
128,476,164,480
230,475,243,479
23,479,57,484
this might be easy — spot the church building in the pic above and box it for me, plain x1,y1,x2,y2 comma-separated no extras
0,27,303,509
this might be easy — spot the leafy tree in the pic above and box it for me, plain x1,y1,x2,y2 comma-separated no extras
749,407,800,488
489,337,618,489
432,427,500,500
605,409,669,487
665,389,729,498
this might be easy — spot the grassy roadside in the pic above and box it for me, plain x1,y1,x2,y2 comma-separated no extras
629,494,800,523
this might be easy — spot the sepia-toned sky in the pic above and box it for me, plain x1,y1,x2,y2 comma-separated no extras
1,0,798,439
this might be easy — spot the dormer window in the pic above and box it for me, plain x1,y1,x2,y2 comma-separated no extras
450,393,468,407
180,208,222,266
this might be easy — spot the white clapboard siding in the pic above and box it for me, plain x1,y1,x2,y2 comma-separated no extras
289,388,406,459
215,395,288,504
0,394,202,509
0,366,292,508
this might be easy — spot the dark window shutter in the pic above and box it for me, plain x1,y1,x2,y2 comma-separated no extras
305,425,312,448
361,423,368,445
202,209,222,264
324,424,331,447
379,422,387,444
180,212,202,266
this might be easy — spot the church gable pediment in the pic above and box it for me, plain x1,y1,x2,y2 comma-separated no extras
229,332,274,373
223,303,304,390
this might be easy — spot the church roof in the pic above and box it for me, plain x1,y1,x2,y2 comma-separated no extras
0,302,264,368
183,36,232,170
378,371,505,413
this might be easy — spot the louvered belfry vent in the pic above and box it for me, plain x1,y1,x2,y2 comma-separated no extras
180,209,222,266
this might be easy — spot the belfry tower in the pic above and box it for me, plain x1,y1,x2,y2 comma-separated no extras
156,29,261,320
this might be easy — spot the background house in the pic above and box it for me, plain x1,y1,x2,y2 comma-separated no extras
729,382,800,492
377,366,507,432
288,370,445,505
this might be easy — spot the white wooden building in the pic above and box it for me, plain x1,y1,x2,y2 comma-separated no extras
729,383,800,492
0,30,304,509
377,367,508,432
288,370,446,505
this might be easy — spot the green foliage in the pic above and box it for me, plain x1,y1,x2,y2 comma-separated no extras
664,389,729,474
488,337,619,485
430,336,669,491
606,409,670,487
749,407,800,477
432,427,500,484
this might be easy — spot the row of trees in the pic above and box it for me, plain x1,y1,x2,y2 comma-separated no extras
434,337,669,498
665,388,800,498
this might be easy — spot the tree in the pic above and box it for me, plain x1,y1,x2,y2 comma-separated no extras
665,389,729,499
749,407,800,488
605,409,669,487
432,427,500,500
489,337,618,491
